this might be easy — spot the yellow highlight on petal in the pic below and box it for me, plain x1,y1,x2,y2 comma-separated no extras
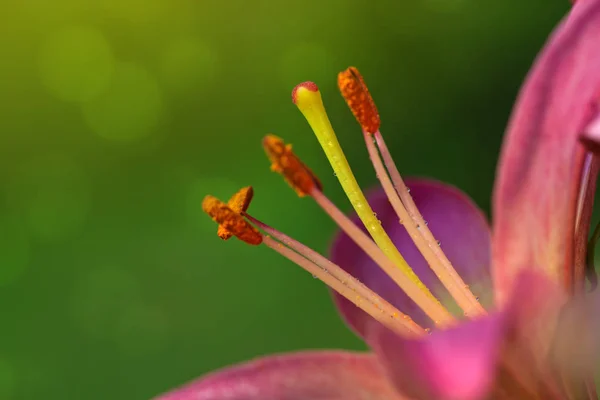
293,82,437,302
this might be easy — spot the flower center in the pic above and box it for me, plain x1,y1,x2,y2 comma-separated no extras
202,67,487,337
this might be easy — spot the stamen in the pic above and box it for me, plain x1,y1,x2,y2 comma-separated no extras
262,236,423,337
292,82,443,309
204,188,424,335
218,186,254,240
586,220,600,291
337,67,380,134
259,135,452,324
575,153,599,292
336,66,483,317
365,133,482,316
262,134,322,197
246,216,426,337
247,209,453,326
375,131,485,315
202,195,262,245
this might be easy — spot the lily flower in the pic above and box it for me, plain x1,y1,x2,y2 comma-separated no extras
156,1,600,399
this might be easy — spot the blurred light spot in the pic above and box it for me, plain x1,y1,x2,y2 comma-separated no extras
186,177,241,232
82,62,162,142
0,359,16,398
160,38,217,93
99,0,165,24
372,1,419,36
6,155,90,241
38,26,114,103
279,43,336,89
423,0,465,11
71,267,143,339
0,218,29,286
114,304,169,356
14,358,57,399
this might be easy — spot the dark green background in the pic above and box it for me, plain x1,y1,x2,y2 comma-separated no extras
0,1,574,399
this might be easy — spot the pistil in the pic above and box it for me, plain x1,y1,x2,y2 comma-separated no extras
292,82,444,312
262,134,453,326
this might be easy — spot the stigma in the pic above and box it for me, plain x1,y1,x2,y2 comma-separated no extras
203,67,487,336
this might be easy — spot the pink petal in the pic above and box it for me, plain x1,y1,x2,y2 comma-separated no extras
153,351,406,400
492,0,600,302
370,269,563,400
330,179,491,337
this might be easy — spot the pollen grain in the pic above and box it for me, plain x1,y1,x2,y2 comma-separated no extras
218,186,254,240
338,67,380,134
203,195,262,245
262,134,322,197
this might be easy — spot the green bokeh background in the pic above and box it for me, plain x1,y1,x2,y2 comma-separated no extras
0,0,576,399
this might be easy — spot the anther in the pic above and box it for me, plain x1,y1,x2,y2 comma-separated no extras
262,135,322,197
203,194,262,245
338,67,380,134
218,186,254,240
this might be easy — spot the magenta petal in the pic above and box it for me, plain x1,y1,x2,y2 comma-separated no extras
370,269,562,400
372,315,503,400
153,351,405,400
330,179,491,335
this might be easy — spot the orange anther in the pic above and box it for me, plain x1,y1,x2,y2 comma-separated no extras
203,195,262,245
262,135,323,197
218,186,254,240
337,67,380,134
